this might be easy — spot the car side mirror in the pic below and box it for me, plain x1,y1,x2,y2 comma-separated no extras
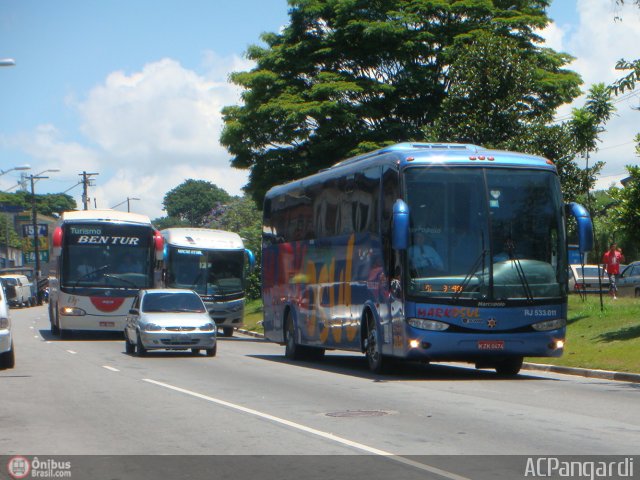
129,308,139,315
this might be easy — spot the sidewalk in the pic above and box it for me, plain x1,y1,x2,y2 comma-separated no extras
236,329,640,383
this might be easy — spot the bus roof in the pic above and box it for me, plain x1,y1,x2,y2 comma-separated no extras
266,142,555,197
59,209,153,226
161,228,245,250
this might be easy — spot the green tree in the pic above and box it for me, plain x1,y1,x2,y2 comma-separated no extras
208,196,263,299
0,215,21,249
162,180,231,226
221,0,583,204
0,191,76,217
151,216,191,231
609,165,640,261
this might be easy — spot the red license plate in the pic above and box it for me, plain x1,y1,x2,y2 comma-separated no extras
99,321,115,328
478,340,504,350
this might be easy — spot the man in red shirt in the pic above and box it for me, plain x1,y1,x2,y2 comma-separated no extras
602,242,625,299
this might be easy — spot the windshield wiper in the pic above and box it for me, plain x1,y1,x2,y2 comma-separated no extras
103,274,139,289
73,265,109,289
505,240,534,302
453,249,487,301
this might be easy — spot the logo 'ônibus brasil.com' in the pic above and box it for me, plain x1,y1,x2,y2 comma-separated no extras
7,456,31,479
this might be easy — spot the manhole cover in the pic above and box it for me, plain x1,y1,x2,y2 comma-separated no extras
325,410,389,418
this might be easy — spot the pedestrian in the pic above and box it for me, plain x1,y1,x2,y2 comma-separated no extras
602,242,625,299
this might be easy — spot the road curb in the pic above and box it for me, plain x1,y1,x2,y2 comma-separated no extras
236,329,640,383
522,362,640,383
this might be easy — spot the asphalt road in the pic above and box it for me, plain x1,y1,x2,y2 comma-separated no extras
1,305,639,479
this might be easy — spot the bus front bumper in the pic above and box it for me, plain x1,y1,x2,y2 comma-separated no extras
401,329,566,361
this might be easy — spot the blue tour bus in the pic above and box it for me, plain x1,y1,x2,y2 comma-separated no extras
261,143,593,375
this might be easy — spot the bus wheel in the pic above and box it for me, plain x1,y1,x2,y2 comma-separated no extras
50,306,60,336
495,357,523,376
284,313,302,360
222,327,234,337
365,316,384,373
59,329,72,340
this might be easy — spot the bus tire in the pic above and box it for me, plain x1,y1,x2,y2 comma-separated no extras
50,305,60,336
136,332,147,356
365,314,384,374
284,312,303,360
59,328,72,339
222,327,234,337
495,356,523,376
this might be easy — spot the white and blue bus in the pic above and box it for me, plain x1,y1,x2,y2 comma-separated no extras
262,143,593,374
161,228,255,337
49,210,164,337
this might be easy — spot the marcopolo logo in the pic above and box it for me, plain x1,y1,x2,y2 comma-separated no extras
7,456,72,478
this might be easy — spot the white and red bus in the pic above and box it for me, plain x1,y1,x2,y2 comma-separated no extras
48,210,163,337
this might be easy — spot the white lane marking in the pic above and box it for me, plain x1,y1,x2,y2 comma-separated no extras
66,350,77,354
29,326,34,330
143,379,470,480
103,366,120,372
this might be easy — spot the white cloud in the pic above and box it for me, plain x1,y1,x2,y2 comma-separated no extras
541,0,640,189
7,54,251,217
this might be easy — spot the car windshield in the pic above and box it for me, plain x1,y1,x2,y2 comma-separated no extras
142,292,206,313
404,167,566,301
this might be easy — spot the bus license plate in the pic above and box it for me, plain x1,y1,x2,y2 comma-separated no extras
478,340,504,350
99,321,115,328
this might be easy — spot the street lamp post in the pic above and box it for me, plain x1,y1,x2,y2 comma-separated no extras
111,197,140,212
0,165,30,176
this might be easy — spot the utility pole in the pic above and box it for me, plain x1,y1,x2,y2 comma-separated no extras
30,174,47,304
79,171,99,210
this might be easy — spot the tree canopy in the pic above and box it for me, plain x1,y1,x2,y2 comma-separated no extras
221,0,586,204
0,191,76,217
162,179,232,226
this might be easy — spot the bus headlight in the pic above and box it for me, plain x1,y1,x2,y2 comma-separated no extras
0,317,9,329
144,323,162,332
61,306,86,316
532,318,566,332
408,318,449,331
199,323,215,331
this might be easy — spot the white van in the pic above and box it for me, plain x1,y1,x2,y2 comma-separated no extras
0,275,34,307
0,280,15,369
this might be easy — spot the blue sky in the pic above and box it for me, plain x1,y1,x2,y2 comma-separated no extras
1,0,639,219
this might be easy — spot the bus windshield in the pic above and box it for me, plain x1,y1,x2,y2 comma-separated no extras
404,167,566,301
61,224,153,290
165,247,244,297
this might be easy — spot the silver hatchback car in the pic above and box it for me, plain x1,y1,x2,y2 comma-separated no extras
0,281,15,369
125,289,217,357
617,261,640,298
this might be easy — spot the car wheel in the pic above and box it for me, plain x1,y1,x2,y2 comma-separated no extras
0,343,15,369
222,327,234,337
205,345,217,357
495,356,523,376
635,288,640,298
125,331,135,354
365,314,385,374
191,348,201,355
136,332,147,356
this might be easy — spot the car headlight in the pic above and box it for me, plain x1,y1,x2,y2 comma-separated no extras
199,323,215,331
407,318,449,331
0,317,9,329
532,318,566,332
60,306,86,316
144,323,162,332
